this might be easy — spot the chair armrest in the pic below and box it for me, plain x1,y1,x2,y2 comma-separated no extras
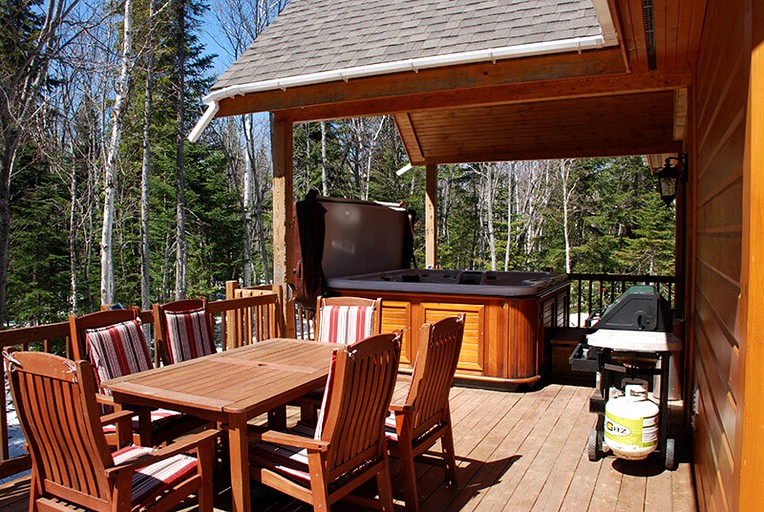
248,424,329,452
100,409,134,427
105,429,220,476
96,393,115,407
389,403,413,414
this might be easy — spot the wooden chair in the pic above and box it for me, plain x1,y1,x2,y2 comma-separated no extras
297,296,383,423
218,289,281,348
314,295,382,343
248,332,402,512
69,308,206,446
3,349,218,512
153,298,216,366
386,315,465,512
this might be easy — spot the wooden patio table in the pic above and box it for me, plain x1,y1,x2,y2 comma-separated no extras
102,338,336,512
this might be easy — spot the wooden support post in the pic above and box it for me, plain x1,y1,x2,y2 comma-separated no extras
272,115,294,287
425,163,438,268
738,4,764,509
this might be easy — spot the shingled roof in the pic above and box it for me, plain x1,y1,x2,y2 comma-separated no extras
212,0,605,92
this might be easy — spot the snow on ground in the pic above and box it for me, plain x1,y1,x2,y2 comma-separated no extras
2,376,28,484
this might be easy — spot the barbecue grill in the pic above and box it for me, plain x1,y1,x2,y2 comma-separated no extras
570,285,681,470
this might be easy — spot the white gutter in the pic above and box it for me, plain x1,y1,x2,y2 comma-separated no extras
189,34,611,142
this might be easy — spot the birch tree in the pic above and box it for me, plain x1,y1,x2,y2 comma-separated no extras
101,0,135,305
559,159,576,273
174,0,188,299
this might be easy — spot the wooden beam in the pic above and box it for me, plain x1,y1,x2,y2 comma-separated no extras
425,164,438,268
271,115,293,286
738,1,764,508
215,49,628,119
394,114,425,164
674,88,688,140
275,68,691,124
420,141,683,165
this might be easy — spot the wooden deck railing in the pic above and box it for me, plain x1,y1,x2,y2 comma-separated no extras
566,273,676,327
0,290,281,481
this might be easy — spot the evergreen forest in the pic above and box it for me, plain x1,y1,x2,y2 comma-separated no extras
0,0,675,328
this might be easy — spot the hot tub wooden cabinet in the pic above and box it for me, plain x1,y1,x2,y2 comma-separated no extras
327,269,570,385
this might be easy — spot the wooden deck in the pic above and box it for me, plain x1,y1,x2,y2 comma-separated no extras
0,381,696,511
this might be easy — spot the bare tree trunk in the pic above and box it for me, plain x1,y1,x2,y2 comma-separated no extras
140,0,156,310
100,0,134,305
485,163,498,270
321,121,329,196
559,159,575,273
174,0,188,300
68,155,78,313
242,115,255,285
504,161,514,271
364,117,386,201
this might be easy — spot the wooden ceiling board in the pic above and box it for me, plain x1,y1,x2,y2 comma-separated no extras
615,0,650,72
404,91,678,164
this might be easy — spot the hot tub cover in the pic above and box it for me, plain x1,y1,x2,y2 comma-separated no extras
293,191,416,309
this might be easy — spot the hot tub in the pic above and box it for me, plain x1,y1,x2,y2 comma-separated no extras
328,269,569,385
293,193,570,385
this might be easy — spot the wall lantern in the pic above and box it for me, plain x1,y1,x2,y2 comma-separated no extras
655,155,686,205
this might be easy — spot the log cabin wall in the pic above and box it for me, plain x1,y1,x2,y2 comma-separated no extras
692,0,755,510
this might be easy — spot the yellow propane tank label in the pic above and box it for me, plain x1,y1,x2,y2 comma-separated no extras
604,413,658,448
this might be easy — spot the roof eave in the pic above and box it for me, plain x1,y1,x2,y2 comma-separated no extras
189,34,614,142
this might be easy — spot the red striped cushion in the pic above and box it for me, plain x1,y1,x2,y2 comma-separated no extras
249,423,315,482
164,308,215,363
384,412,398,443
317,305,375,344
102,408,183,435
112,444,197,510
85,319,152,393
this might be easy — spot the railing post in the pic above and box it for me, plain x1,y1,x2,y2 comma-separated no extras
1,361,7,462
226,280,239,349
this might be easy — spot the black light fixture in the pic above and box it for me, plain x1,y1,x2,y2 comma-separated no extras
655,155,685,205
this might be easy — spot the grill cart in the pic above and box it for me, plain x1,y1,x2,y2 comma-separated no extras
571,285,681,470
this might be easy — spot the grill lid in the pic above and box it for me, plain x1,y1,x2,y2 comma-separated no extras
592,285,672,332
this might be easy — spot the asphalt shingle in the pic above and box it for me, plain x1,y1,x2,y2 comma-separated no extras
213,0,602,91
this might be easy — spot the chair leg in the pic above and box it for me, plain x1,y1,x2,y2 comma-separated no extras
268,405,287,430
398,443,420,512
441,426,457,486
198,439,215,512
377,455,396,512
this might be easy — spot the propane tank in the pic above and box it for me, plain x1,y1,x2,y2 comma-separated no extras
604,382,659,460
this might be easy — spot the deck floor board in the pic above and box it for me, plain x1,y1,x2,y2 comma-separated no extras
0,382,697,512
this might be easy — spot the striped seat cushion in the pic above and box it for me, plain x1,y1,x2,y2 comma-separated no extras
85,319,152,394
317,305,375,344
102,408,184,435
163,307,215,363
112,444,198,510
251,352,338,480
384,411,399,443
249,423,316,481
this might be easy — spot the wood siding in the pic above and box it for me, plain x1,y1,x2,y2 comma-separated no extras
692,0,749,510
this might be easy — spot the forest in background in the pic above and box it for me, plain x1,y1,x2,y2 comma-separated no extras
1,0,675,327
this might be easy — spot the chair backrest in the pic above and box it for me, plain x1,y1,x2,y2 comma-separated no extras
153,298,216,365
316,331,401,480
69,308,153,393
4,350,114,509
232,287,282,344
315,296,382,344
405,315,465,433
